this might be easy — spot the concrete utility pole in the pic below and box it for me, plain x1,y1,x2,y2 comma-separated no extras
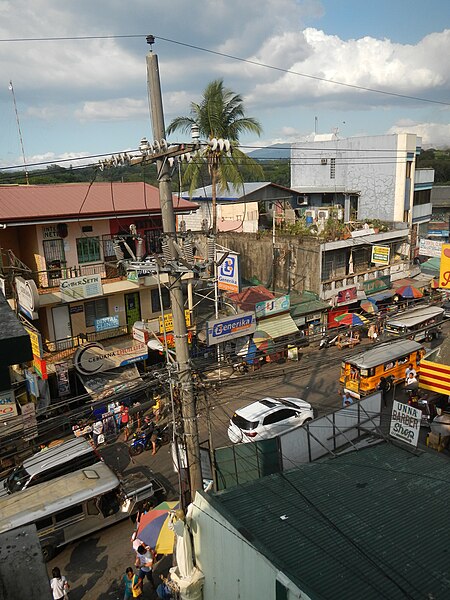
146,41,203,500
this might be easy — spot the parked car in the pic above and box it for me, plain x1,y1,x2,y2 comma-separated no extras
227,397,315,443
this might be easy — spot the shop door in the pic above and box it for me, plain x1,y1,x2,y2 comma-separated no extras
52,305,72,349
125,292,141,331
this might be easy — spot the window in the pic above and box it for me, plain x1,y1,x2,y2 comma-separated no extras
55,504,83,523
330,157,336,179
36,516,53,531
263,409,297,426
87,498,100,516
85,298,109,327
76,236,101,264
151,287,171,313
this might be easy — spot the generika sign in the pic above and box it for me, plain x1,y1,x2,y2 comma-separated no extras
73,341,148,375
60,274,103,302
206,312,256,346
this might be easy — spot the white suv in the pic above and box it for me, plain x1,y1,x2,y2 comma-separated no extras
227,397,315,443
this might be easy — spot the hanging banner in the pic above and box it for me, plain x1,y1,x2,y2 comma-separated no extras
371,245,390,265
389,400,421,447
217,252,240,293
55,362,71,396
33,356,48,380
206,312,256,346
24,326,44,359
439,244,450,289
336,287,357,305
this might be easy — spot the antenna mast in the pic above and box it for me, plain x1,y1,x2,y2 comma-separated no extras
9,80,29,185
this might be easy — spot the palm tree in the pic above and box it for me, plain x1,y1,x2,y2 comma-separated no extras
167,79,263,233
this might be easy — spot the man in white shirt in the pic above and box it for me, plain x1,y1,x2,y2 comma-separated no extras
135,544,156,592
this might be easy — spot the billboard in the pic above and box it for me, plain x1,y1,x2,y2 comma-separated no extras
206,312,256,346
217,252,240,293
73,341,148,375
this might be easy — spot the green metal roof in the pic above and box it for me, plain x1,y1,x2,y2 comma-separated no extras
290,299,329,317
206,443,450,600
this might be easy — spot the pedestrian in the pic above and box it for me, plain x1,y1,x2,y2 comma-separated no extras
135,501,152,531
122,567,136,600
135,544,157,593
368,324,375,342
120,404,130,441
49,566,69,600
405,372,418,388
142,415,159,455
405,363,417,380
92,418,103,447
342,392,353,408
377,376,389,407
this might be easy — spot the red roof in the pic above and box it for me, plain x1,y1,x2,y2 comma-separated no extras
0,182,197,224
227,285,275,311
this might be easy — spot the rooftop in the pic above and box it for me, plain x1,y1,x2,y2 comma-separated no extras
0,182,197,225
206,442,450,600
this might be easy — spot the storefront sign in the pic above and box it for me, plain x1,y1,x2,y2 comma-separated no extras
95,315,120,332
336,287,357,305
24,326,44,359
70,304,84,314
73,341,148,375
15,277,40,319
55,362,71,396
206,312,256,346
133,324,149,344
255,295,290,318
0,390,17,418
389,400,421,447
60,274,103,302
362,276,391,294
371,245,390,265
159,310,191,333
439,244,450,289
419,238,443,258
217,252,240,293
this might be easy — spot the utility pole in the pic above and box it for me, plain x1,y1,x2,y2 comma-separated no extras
146,39,203,500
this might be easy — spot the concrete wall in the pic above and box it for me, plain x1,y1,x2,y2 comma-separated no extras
216,232,321,294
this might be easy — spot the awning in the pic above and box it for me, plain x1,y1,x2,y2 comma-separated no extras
367,289,395,302
290,299,329,318
78,365,146,402
392,277,431,290
256,313,299,339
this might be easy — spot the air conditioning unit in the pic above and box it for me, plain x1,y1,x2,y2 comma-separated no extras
317,208,329,221
296,195,309,207
321,158,328,165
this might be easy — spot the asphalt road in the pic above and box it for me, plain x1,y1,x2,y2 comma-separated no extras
46,323,450,599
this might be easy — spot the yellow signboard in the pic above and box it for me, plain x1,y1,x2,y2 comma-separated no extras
24,326,44,359
371,245,390,265
159,310,191,333
439,243,450,289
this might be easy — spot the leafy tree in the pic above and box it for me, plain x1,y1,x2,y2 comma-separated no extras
167,79,264,232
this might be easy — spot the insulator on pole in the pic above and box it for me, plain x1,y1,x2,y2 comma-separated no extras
207,236,216,262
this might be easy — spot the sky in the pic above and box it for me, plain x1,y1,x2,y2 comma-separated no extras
0,0,449,172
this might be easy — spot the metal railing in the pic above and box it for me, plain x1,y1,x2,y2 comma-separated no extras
31,262,121,290
44,325,131,355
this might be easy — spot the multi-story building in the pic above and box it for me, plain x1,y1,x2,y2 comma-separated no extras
0,182,197,409
291,132,434,234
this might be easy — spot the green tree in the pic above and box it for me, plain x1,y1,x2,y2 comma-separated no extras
167,79,263,232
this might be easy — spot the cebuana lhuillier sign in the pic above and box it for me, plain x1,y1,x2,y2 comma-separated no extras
389,400,422,447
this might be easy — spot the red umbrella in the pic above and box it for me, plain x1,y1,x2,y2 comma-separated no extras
395,285,423,299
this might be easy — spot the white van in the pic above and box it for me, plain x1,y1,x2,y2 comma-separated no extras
0,462,165,561
0,437,101,497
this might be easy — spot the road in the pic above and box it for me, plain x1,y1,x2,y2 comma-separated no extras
45,324,449,599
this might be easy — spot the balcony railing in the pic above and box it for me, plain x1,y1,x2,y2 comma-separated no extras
44,325,131,356
32,262,121,290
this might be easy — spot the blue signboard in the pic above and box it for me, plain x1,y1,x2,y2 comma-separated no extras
206,312,256,346
94,315,120,332
217,251,240,293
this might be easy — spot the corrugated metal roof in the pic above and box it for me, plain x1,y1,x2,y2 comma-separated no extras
184,182,298,201
256,313,299,338
290,299,329,317
0,183,197,224
208,443,450,600
346,339,422,368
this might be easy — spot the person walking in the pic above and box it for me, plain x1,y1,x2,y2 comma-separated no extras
49,567,69,600
122,567,136,600
120,404,131,442
377,376,390,408
135,544,157,594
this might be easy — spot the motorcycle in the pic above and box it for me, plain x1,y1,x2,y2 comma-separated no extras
319,333,339,349
406,389,434,427
129,423,171,457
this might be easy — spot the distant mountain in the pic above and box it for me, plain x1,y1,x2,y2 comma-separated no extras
247,143,291,160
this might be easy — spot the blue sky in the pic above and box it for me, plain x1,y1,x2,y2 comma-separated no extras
0,0,449,173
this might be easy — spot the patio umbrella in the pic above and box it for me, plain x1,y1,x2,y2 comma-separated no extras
395,284,423,299
136,500,179,554
235,336,257,360
334,312,369,327
360,298,379,314
252,329,275,354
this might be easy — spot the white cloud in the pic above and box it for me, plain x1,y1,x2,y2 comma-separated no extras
75,98,147,122
387,121,450,147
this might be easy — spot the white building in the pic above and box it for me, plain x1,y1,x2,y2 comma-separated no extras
291,133,434,230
